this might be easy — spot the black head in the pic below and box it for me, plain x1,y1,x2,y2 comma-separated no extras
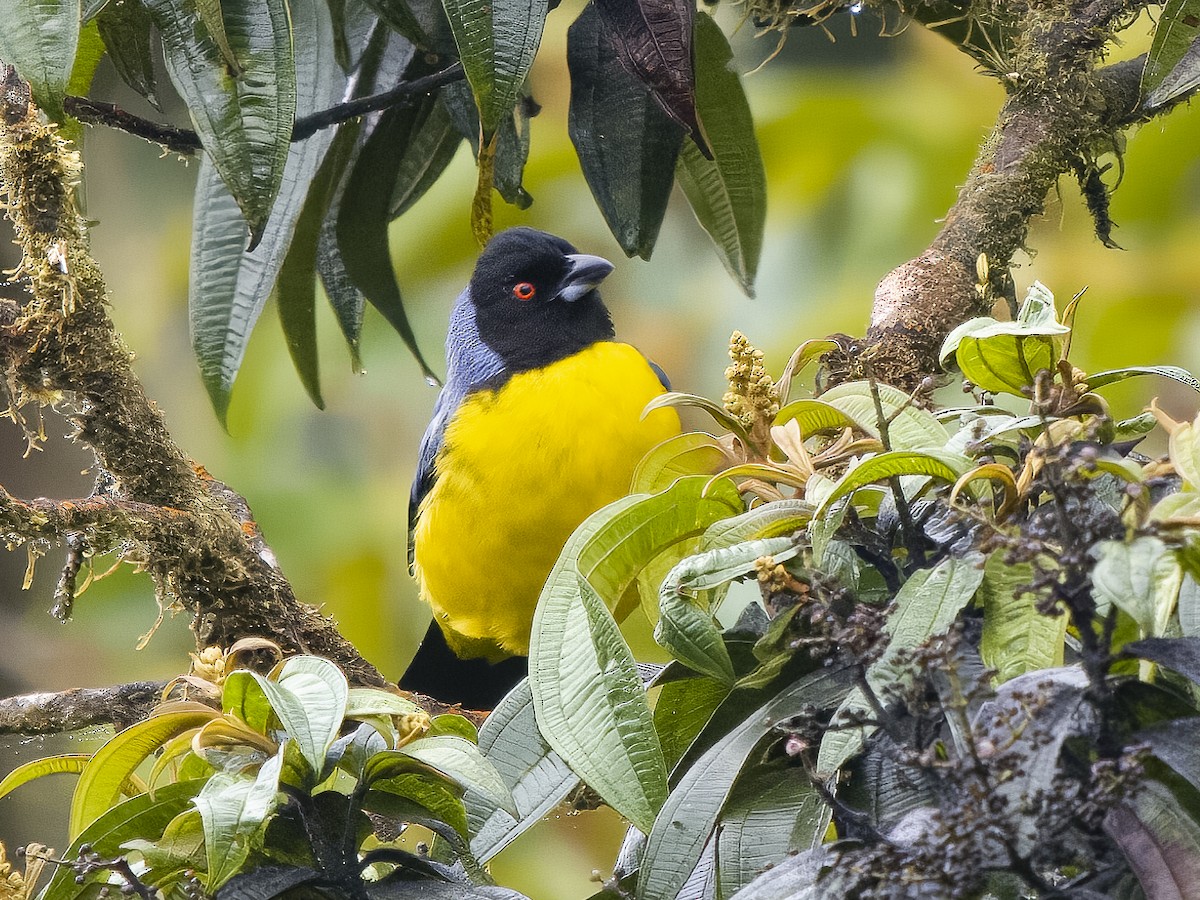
468,227,616,372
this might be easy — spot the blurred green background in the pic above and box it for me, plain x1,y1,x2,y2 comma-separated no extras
2,6,1200,897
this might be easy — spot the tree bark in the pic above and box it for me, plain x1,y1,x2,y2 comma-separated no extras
0,66,388,691
835,1,1169,389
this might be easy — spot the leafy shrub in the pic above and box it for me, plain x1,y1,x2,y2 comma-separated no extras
0,642,518,899
8,284,1200,898
518,284,1200,897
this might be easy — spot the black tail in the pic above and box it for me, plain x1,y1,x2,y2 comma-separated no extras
400,621,528,710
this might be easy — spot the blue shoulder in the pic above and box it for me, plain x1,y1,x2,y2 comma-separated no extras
648,359,671,391
408,289,507,547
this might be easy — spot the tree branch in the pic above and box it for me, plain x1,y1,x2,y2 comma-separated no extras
838,1,1191,388
0,682,167,734
0,678,487,735
61,63,465,156
0,65,389,688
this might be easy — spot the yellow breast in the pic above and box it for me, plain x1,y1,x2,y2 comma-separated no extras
412,341,680,658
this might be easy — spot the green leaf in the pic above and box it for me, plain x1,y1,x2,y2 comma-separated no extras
656,538,798,684
429,713,479,741
642,391,750,443
186,0,341,419
123,808,206,884
277,127,359,410
469,680,580,862
817,555,985,777
886,557,984,651
638,667,854,900
66,18,105,107
330,722,389,779
700,499,813,550
189,160,251,422
1116,411,1162,441
1015,280,1063,328
313,26,411,372
530,478,745,830
70,707,219,838
1139,719,1200,795
1106,776,1200,893
956,330,1057,395
277,201,328,408
222,671,274,734
818,381,949,450
96,0,159,106
1123,637,1200,685
363,0,455,53
146,0,295,245
773,398,864,437
727,847,849,900
494,90,535,210
1170,416,1200,491
442,78,533,209
654,675,730,772
369,774,471,842
950,309,1075,398
1086,365,1200,393
942,289,1072,395
1092,536,1183,637
0,754,89,800
317,206,365,372
817,449,969,514
194,751,284,891
1153,492,1200,526
567,2,683,260
253,656,349,777
41,781,207,900
631,432,727,495
978,554,1066,683
843,738,937,835
973,667,1094,857
0,0,79,120
529,496,661,832
675,12,765,297
656,584,736,685
390,98,464,218
441,0,546,140
147,728,205,790
778,339,840,403
1143,0,1200,108
716,764,829,897
585,476,745,606
336,85,441,383
196,0,241,73
363,749,450,785
394,734,516,817
346,687,426,719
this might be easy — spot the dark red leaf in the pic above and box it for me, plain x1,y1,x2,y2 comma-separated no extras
592,0,710,158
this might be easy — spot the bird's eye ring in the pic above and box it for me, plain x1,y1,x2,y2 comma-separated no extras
513,282,536,301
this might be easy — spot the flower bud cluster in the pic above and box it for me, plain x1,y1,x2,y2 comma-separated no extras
723,331,779,429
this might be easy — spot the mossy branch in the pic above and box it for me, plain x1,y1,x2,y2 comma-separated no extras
0,66,389,692
0,682,168,734
837,0,1177,388
0,672,478,736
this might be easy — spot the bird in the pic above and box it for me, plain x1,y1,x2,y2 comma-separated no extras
403,227,681,708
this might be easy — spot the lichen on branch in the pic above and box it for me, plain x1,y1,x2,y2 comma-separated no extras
833,0,1163,389
0,65,388,696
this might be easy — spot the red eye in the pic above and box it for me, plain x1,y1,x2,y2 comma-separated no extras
513,282,536,301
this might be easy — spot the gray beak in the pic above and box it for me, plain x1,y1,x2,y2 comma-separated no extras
558,253,614,302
